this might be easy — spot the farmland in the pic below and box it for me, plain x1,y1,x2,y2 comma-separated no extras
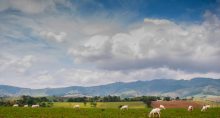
53,101,146,108
151,100,203,108
0,107,220,118
0,101,220,118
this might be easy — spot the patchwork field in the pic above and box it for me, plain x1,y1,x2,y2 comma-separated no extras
151,100,203,108
194,97,220,107
0,107,220,118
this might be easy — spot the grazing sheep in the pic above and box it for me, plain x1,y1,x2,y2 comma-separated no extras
13,104,18,107
32,104,39,108
188,105,193,112
201,105,210,112
149,108,161,118
159,105,165,109
24,105,28,107
205,105,210,108
120,105,128,110
73,104,80,109
201,105,207,112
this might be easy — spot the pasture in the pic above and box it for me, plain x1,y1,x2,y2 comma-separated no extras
0,107,220,118
53,101,146,108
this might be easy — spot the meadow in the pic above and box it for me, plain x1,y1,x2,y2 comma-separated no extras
0,107,220,118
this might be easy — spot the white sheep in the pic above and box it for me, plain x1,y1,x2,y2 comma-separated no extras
159,105,165,109
73,104,80,109
24,105,28,107
205,105,210,108
188,105,193,111
201,105,211,112
32,104,39,108
120,105,128,110
149,108,161,118
13,104,18,107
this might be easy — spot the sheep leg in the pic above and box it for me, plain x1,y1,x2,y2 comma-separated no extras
158,112,160,118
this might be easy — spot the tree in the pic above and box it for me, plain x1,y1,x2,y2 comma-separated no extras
83,101,87,106
142,96,157,107
175,96,180,100
103,95,120,102
90,101,97,108
163,96,171,101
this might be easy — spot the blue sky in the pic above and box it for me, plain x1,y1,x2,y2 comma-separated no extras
0,0,220,88
73,0,218,22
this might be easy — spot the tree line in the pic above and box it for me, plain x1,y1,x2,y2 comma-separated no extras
0,96,53,107
0,95,183,107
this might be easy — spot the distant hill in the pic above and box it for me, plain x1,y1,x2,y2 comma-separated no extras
1,78,220,98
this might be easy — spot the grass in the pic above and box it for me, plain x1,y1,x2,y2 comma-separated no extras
0,107,220,118
53,101,146,108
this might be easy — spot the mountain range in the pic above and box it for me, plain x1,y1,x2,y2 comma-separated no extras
0,78,220,98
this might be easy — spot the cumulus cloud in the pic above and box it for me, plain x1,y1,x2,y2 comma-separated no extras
0,0,54,14
0,1,220,88
40,31,67,42
69,12,220,73
0,55,34,73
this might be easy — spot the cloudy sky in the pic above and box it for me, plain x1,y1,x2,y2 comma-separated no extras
0,0,220,88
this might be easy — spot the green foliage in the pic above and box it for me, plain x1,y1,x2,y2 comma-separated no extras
163,96,171,101
90,101,97,108
142,96,158,107
175,96,180,100
39,102,53,107
83,101,87,106
103,95,120,102
0,96,53,107
67,97,87,102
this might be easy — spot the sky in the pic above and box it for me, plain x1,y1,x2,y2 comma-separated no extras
0,0,220,88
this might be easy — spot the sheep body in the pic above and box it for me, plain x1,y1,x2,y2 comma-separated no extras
13,104,18,107
74,104,80,109
201,105,211,112
188,106,193,111
120,105,128,110
149,108,161,118
24,105,28,107
32,104,39,108
159,105,165,109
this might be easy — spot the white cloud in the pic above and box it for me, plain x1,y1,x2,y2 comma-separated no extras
0,0,71,14
0,0,54,14
2,67,220,89
144,18,173,25
69,13,220,72
0,55,34,73
40,31,67,42
1,1,220,89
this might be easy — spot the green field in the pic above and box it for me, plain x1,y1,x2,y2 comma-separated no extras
0,102,220,118
53,102,146,108
0,107,220,118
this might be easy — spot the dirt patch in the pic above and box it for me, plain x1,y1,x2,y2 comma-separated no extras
151,100,203,108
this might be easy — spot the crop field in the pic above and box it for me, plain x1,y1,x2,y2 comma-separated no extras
53,101,146,108
151,100,202,108
194,98,220,108
0,107,220,118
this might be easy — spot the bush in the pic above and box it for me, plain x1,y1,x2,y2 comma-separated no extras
142,96,158,107
163,96,171,101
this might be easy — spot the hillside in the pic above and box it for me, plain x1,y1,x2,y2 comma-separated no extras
0,78,220,97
